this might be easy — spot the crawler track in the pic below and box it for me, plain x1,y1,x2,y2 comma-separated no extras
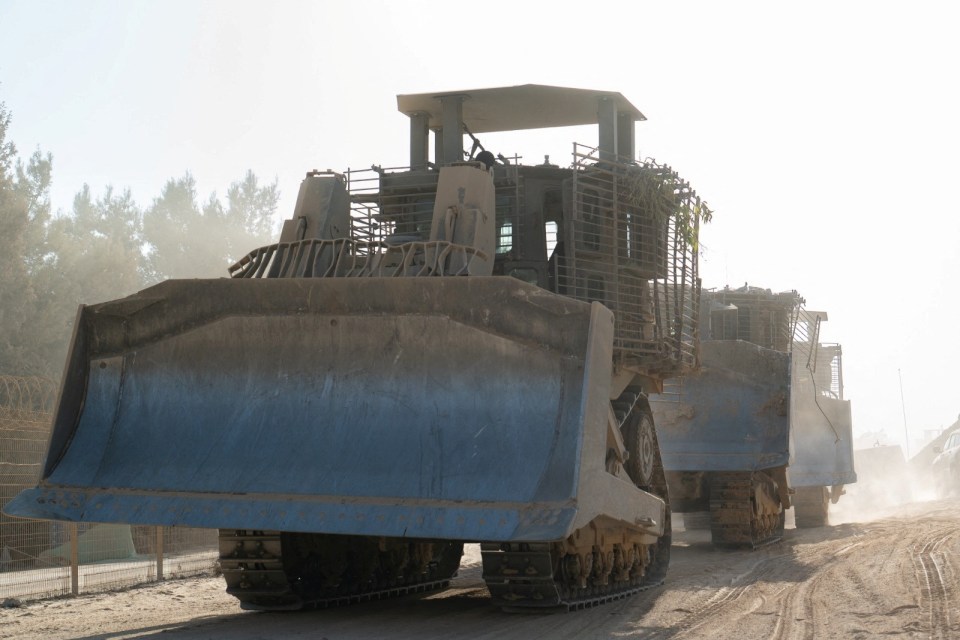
218,530,462,610
793,486,829,529
479,542,666,612
709,471,784,548
479,391,672,611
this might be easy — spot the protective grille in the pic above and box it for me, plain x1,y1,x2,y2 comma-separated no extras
793,309,844,399
345,164,523,253
703,287,801,352
558,144,701,376
230,165,522,279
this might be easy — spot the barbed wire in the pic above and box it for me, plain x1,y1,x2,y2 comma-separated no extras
0,376,58,422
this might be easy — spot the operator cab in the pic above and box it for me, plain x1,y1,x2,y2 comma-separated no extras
393,84,646,290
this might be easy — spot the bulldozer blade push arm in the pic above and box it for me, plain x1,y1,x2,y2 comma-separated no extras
7,276,664,542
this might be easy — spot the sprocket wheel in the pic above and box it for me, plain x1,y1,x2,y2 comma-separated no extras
619,396,670,583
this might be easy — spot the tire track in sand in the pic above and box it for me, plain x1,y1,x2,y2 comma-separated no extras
768,538,864,640
644,554,783,639
912,526,957,639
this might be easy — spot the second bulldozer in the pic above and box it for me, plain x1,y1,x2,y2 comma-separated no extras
653,285,856,546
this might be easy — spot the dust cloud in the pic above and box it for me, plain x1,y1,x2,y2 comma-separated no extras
826,444,938,526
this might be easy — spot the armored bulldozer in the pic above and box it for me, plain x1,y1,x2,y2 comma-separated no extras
6,85,707,610
652,286,856,547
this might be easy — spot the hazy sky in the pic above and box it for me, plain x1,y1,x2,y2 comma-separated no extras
1,1,958,450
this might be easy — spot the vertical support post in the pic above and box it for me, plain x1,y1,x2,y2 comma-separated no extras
598,96,618,162
70,523,79,596
432,128,443,167
617,111,635,163
156,527,164,581
439,94,465,166
837,349,844,398
408,111,430,170
899,368,910,457
568,142,580,297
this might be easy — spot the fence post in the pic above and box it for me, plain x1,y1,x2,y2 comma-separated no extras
156,527,164,580
69,523,79,596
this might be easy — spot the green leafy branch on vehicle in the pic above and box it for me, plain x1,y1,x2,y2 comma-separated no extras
622,162,713,253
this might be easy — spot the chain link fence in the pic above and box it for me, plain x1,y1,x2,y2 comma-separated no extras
0,376,219,602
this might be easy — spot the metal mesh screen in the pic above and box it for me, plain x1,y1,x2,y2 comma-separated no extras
792,309,844,400
702,287,800,352
230,165,522,279
345,164,523,251
560,144,700,376
819,344,844,398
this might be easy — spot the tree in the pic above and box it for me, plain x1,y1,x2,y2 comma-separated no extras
220,169,280,263
52,184,144,298
0,101,30,374
23,185,146,376
141,173,205,283
0,102,53,376
142,171,279,284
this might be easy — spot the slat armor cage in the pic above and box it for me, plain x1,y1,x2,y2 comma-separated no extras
563,144,701,377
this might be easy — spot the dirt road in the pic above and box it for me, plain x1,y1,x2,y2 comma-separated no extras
4,498,958,640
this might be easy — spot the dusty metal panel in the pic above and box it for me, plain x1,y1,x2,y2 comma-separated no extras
653,340,791,472
787,330,856,487
6,277,661,542
788,388,857,487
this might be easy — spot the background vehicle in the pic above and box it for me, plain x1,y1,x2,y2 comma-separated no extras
6,85,707,610
931,431,960,497
907,417,960,499
652,285,856,547
845,444,912,509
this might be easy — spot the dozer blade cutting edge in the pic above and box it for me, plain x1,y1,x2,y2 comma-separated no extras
7,276,664,543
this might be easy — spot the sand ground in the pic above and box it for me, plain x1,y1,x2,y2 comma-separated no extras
3,498,957,640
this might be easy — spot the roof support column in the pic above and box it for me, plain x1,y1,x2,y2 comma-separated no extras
440,94,465,166
432,128,443,168
408,111,429,170
598,96,618,162
617,110,635,162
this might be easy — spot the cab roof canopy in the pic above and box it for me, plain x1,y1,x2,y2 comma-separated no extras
396,84,646,134
398,84,646,167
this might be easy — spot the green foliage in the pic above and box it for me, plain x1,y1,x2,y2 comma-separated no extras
623,162,713,253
